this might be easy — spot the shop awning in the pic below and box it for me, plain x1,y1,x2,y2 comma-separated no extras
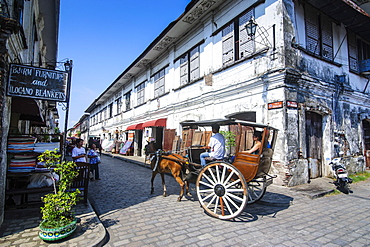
126,123,144,130
142,118,167,128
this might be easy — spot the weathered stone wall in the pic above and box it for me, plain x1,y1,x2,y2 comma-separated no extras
0,16,18,226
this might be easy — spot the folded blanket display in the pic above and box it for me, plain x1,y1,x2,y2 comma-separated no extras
7,136,37,172
33,142,60,153
7,136,36,153
9,156,37,171
7,136,60,172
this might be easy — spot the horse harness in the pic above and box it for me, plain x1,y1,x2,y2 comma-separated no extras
150,150,198,180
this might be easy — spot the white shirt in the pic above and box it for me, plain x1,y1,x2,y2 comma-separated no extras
208,133,225,159
72,146,86,163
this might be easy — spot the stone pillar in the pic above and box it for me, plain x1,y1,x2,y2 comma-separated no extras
0,16,19,226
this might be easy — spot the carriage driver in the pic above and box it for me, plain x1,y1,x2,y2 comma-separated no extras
200,123,226,166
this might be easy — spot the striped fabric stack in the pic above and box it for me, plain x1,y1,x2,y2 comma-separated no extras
33,142,60,153
7,136,36,153
8,136,37,172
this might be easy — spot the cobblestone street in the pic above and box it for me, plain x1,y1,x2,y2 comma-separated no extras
89,155,370,246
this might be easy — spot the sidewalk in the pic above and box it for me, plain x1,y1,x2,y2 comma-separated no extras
0,155,107,247
0,200,106,246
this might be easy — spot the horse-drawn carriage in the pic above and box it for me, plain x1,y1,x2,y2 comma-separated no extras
150,118,278,220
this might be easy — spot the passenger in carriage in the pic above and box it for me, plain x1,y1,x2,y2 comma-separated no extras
200,123,226,166
245,131,262,154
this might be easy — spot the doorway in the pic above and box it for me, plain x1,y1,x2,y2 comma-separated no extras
305,111,323,178
137,130,143,156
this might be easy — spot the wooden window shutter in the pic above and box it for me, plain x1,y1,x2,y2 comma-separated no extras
154,69,165,98
222,22,234,66
305,6,320,56
348,31,358,71
180,54,189,86
190,46,200,81
239,10,254,59
321,16,333,60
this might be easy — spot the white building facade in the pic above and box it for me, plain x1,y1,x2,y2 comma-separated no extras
85,0,370,186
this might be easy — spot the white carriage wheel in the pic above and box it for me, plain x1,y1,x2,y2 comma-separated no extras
247,177,267,204
196,162,248,220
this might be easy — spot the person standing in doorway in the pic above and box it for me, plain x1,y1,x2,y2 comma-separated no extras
72,138,87,163
88,144,101,180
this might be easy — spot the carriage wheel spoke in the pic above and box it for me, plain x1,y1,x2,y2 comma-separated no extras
212,195,219,214
224,170,236,185
206,194,217,209
199,180,213,189
226,191,245,202
214,165,221,184
207,168,217,184
225,178,241,189
219,197,225,216
223,195,237,214
247,177,267,204
220,165,227,184
202,191,216,202
202,173,216,187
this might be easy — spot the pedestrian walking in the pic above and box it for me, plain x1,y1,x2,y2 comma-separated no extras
88,144,101,180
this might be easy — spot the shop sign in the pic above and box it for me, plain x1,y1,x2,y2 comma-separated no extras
268,101,283,110
7,64,68,102
286,101,298,108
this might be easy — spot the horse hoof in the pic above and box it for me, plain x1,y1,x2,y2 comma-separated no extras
177,197,182,202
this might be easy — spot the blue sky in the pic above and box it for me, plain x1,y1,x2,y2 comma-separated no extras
57,1,191,131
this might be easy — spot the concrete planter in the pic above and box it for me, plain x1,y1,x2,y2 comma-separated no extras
39,218,77,241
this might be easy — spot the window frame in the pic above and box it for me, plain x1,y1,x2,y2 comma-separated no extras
304,5,334,61
153,68,165,98
136,81,145,106
179,43,202,86
115,97,122,115
221,8,255,66
124,91,131,112
108,103,113,119
348,31,370,73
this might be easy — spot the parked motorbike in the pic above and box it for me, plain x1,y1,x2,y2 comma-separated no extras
329,157,352,194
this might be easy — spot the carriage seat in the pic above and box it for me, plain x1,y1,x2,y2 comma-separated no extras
232,152,260,182
204,157,223,161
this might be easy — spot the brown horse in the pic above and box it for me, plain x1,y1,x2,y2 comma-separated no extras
150,151,191,202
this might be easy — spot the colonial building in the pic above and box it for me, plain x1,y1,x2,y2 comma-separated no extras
0,0,61,225
84,0,370,186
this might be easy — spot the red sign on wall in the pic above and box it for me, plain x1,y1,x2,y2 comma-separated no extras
268,101,283,110
286,101,298,108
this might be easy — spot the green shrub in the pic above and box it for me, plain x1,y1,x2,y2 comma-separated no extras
38,149,80,228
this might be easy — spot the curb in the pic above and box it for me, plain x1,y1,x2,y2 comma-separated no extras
85,200,108,247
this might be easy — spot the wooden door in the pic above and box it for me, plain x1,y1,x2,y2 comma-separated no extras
306,112,323,178
163,129,176,152
362,120,370,168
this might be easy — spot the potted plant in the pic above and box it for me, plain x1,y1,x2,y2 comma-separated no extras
220,130,236,158
37,149,81,241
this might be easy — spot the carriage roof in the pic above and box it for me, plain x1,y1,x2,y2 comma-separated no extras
180,118,278,131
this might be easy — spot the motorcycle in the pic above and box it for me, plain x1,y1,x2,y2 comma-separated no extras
329,157,352,194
